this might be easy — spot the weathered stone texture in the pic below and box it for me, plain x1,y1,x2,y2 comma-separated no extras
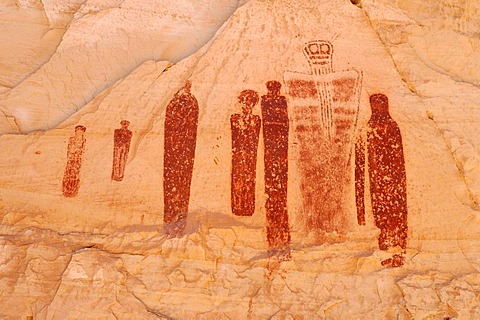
1,0,479,318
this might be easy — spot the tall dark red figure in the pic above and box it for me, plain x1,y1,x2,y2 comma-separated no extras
62,125,86,197
355,93,408,267
261,81,291,250
111,120,132,181
163,81,199,236
230,90,261,216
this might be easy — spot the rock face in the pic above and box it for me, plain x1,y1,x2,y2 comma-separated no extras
0,0,243,133
1,0,480,319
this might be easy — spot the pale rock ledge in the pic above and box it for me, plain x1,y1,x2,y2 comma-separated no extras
1,0,480,319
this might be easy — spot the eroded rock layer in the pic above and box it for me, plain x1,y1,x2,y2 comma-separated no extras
1,0,480,319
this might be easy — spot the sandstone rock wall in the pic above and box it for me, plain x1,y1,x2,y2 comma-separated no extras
1,0,479,319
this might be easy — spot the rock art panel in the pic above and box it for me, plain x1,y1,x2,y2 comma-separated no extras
261,81,291,251
163,81,199,236
62,125,87,197
283,40,362,235
355,93,408,267
111,120,132,182
230,90,261,216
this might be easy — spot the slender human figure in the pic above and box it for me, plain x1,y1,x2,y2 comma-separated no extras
163,81,199,236
62,125,86,197
111,120,132,181
230,90,261,216
261,80,291,255
355,93,408,267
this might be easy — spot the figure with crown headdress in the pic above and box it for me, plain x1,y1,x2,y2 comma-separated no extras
283,40,362,240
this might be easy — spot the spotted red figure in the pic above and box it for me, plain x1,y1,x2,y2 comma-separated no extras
261,81,291,252
231,90,261,216
111,120,132,181
355,93,408,267
62,125,86,197
163,81,199,236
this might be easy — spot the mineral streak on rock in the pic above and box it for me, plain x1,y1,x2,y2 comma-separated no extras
355,93,408,267
62,125,87,197
1,0,480,318
163,81,199,236
230,89,261,216
284,41,362,236
261,80,291,249
111,120,132,182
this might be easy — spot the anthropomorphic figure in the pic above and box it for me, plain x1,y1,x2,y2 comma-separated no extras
355,93,408,267
163,81,199,236
62,125,86,197
284,40,362,237
261,80,291,256
111,120,132,181
230,90,261,216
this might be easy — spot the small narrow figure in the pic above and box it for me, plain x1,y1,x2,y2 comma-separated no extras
111,120,132,182
62,125,87,197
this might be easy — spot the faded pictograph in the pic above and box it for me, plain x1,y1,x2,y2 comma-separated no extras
163,81,199,237
62,125,86,197
261,81,291,256
355,93,408,267
111,120,132,182
230,90,261,217
284,40,362,235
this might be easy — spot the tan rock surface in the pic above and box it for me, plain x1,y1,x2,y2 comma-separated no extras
1,0,480,319
0,0,244,133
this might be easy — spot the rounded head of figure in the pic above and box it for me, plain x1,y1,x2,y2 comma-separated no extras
266,80,281,96
120,120,130,128
370,93,389,115
74,125,86,138
238,89,259,114
75,125,86,132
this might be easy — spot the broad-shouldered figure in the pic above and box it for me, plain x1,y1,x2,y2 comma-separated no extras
163,81,199,236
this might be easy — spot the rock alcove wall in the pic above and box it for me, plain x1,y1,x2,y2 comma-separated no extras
1,0,480,319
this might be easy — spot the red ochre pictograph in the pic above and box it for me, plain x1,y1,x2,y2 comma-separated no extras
230,90,261,217
111,120,132,181
355,93,408,267
62,125,86,197
261,80,291,251
163,81,199,236
284,40,362,235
